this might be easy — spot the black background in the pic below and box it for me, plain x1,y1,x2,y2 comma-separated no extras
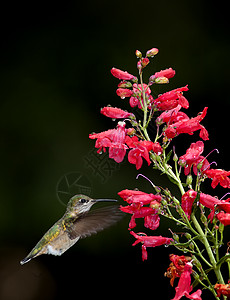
0,1,229,299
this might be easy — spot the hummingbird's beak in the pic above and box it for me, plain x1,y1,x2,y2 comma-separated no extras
94,199,118,203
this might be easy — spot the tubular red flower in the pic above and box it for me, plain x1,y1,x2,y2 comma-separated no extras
125,136,157,170
204,169,230,189
216,212,230,226
89,121,128,163
181,190,223,218
100,106,132,119
164,107,209,141
118,189,161,205
111,67,135,80
154,85,189,110
179,141,210,175
153,68,176,79
130,231,173,261
120,204,159,230
172,263,202,300
116,88,133,99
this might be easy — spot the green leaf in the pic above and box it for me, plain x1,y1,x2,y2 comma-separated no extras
165,149,172,164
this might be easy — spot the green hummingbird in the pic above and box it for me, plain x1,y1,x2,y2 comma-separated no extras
20,194,123,265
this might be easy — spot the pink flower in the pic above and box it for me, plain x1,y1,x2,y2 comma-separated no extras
116,88,133,99
172,262,202,300
118,189,161,205
179,141,210,175
89,121,128,163
204,169,230,189
100,106,133,119
164,107,209,141
130,231,173,261
111,67,135,80
146,48,159,57
154,86,189,110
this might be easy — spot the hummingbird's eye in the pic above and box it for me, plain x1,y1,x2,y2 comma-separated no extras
80,198,88,204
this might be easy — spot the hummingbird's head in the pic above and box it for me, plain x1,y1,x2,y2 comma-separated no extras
67,194,117,214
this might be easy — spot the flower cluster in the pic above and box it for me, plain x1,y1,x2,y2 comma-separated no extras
89,47,230,299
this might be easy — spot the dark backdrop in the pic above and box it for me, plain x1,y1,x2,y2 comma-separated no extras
0,1,229,299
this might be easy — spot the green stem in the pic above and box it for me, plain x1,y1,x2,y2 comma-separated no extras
191,213,225,285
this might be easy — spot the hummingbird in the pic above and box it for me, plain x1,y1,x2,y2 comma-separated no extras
20,194,123,265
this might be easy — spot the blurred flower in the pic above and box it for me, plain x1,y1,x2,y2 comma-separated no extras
215,283,230,298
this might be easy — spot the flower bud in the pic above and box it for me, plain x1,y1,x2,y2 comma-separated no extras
150,200,161,210
142,57,150,68
126,127,136,136
135,50,142,58
118,81,133,88
146,48,159,57
173,152,178,162
186,174,193,186
154,76,169,84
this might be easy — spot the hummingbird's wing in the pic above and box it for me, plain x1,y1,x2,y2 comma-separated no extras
67,205,124,240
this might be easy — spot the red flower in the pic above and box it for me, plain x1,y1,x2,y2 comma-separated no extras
118,189,161,205
111,67,135,80
130,231,173,261
181,190,197,219
125,136,156,170
165,254,192,287
120,204,160,230
164,107,209,141
152,68,176,79
179,141,210,175
116,88,133,99
154,85,189,110
89,121,128,163
172,262,202,300
100,106,133,119
204,169,230,189
216,211,230,226
129,83,153,109
156,105,189,125
215,283,230,298
181,190,223,218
